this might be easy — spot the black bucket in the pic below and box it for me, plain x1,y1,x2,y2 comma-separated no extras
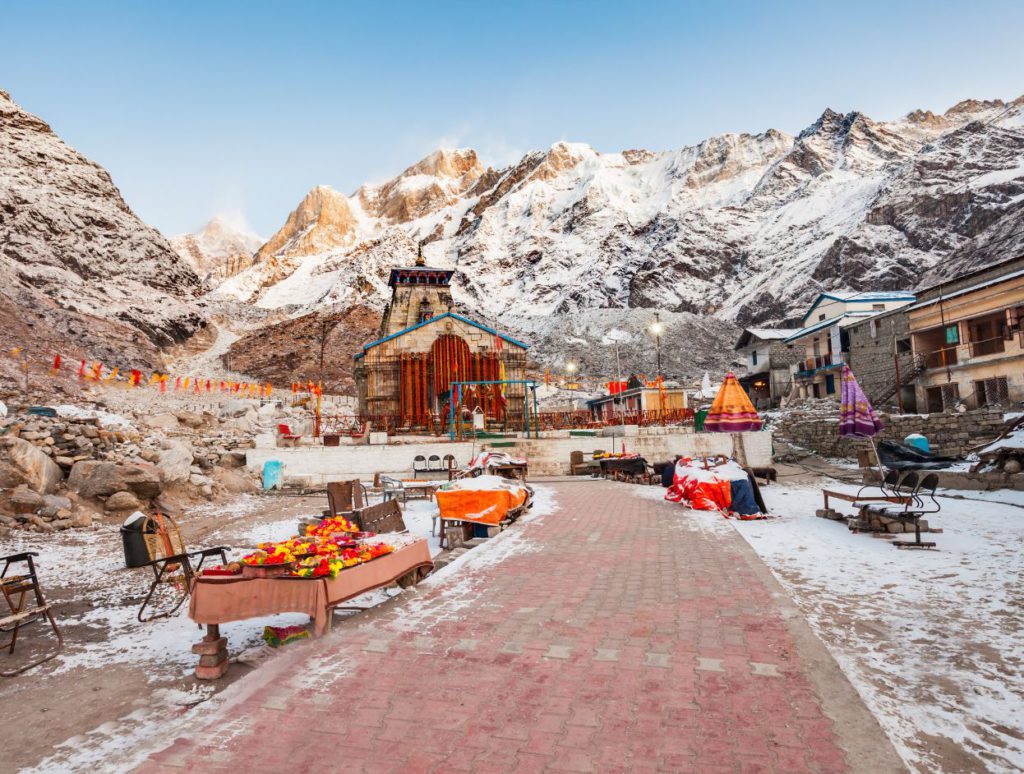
120,513,151,568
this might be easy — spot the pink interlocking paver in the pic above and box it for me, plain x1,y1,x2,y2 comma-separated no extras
139,480,903,773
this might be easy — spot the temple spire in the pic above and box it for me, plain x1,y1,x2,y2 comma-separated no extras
416,241,426,267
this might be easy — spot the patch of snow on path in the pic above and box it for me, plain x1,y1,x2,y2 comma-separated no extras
731,481,1024,774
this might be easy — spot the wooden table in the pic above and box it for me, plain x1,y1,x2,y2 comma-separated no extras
401,480,442,500
188,540,433,678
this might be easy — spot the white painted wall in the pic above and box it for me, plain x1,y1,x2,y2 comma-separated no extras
245,428,773,483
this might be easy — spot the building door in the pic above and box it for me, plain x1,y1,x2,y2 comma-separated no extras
825,374,836,395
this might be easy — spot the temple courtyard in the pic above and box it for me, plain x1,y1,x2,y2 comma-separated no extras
6,474,1020,773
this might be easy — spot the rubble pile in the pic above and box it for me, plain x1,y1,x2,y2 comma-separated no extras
0,398,311,536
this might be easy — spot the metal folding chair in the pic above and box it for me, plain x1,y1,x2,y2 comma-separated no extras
136,513,228,623
1,552,64,676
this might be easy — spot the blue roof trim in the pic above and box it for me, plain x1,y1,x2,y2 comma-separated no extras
800,291,916,325
355,312,530,357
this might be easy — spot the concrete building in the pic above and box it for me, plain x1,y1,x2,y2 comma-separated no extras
905,256,1024,412
733,328,801,408
585,379,689,423
786,291,917,399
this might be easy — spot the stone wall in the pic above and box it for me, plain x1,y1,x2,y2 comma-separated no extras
846,309,915,410
773,405,1005,458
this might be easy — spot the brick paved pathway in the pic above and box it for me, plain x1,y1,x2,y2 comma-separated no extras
141,481,903,773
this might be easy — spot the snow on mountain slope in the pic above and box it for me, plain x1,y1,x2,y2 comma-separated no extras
170,216,262,284
0,88,205,387
208,96,1023,377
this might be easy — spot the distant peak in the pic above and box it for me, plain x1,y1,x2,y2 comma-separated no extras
403,148,482,180
945,98,1006,116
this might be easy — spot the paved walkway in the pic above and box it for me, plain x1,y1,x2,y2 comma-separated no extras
141,480,903,773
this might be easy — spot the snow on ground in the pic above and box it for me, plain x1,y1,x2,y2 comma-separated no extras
728,481,1024,773
19,486,558,773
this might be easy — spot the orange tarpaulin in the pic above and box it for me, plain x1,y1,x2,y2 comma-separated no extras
435,487,528,526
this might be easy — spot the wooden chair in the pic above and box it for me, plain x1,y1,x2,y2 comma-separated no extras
1,552,63,676
325,480,368,517
353,499,407,533
136,513,229,622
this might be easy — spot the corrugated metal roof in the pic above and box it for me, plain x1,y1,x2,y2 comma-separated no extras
785,311,880,342
905,268,1024,311
354,312,530,357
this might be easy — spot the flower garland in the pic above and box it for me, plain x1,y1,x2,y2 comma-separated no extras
306,515,361,539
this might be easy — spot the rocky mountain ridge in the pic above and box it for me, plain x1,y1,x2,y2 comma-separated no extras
0,88,206,389
170,216,263,284
210,95,1024,379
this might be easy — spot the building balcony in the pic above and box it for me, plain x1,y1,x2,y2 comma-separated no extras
793,352,847,378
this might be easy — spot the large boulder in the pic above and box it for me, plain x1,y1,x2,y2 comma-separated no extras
143,413,179,430
67,461,162,500
0,437,63,494
9,488,44,514
157,445,193,483
212,466,259,494
105,490,142,512
220,399,257,418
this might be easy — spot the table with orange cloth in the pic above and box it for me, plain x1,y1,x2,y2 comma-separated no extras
189,539,433,637
434,486,529,527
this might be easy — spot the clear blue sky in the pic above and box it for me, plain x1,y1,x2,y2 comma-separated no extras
3,0,1022,237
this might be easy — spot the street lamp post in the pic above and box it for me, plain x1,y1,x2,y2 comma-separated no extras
649,314,666,422
649,313,664,381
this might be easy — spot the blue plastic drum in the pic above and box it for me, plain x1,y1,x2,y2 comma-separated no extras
904,434,930,454
263,459,284,490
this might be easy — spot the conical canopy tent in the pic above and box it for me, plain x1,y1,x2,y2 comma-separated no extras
704,372,763,433
838,365,883,438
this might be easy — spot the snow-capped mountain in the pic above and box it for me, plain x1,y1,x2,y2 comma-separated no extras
218,96,1024,356
0,88,205,387
171,216,263,284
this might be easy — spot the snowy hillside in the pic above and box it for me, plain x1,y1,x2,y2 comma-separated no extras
213,96,1024,348
170,216,263,284
0,88,206,387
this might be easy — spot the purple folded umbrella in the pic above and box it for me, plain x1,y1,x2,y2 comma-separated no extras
838,365,883,438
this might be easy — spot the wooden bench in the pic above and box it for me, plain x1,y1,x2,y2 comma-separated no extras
822,490,910,511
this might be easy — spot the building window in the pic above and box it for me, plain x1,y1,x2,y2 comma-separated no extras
751,350,758,366
945,324,960,345
926,383,960,413
896,338,912,354
975,376,1009,407
967,313,1006,357
872,303,885,311
819,313,826,321
869,319,878,339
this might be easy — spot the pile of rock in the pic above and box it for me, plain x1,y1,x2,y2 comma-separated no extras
0,399,278,534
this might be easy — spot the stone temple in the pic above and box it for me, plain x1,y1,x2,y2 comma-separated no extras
353,249,529,434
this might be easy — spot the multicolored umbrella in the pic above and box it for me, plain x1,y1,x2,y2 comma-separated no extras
704,372,763,433
838,365,883,437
